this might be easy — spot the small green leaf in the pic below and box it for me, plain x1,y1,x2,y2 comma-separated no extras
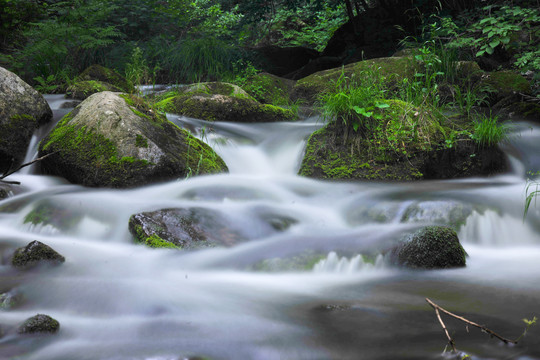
476,50,485,57
485,46,494,55
501,37,510,44
375,103,390,109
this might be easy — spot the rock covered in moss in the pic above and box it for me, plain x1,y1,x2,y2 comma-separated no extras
299,100,507,181
66,80,123,100
17,314,60,334
0,66,53,170
242,73,295,104
292,56,420,104
481,70,531,108
78,64,133,93
23,199,84,231
128,207,245,249
11,240,65,269
392,226,466,269
156,81,296,122
38,92,227,188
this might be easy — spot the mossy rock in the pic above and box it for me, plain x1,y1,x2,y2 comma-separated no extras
66,80,123,100
157,92,296,122
391,226,466,269
0,66,53,169
242,73,296,105
0,290,24,309
481,70,531,105
299,100,442,181
292,56,420,104
17,314,60,334
23,200,84,231
181,82,254,99
299,99,507,181
38,92,227,188
78,64,133,93
128,207,246,249
11,240,65,269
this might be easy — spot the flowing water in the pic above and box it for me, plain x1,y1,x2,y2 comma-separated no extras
1,95,540,360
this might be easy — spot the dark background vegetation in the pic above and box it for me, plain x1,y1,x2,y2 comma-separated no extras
0,0,538,88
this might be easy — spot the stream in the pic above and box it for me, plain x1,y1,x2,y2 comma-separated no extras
1,94,540,359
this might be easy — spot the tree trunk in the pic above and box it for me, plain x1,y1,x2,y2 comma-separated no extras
343,0,358,33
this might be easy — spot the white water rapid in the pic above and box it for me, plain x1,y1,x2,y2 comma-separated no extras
1,96,540,360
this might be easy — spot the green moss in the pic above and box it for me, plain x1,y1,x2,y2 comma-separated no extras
66,80,122,100
40,112,154,187
79,64,133,93
145,234,180,249
242,73,293,105
23,205,49,225
135,134,148,148
484,70,531,95
299,99,442,180
118,93,167,124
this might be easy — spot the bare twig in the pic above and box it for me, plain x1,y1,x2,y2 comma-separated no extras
434,306,457,353
0,151,59,182
426,298,517,348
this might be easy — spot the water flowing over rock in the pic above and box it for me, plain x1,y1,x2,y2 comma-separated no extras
38,92,228,188
11,240,65,269
0,66,53,170
129,207,246,249
17,314,60,334
391,226,466,269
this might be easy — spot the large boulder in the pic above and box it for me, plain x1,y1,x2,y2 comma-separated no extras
299,100,506,181
38,92,227,188
11,240,65,269
0,66,53,170
391,226,467,269
128,207,246,249
241,73,296,105
156,82,296,122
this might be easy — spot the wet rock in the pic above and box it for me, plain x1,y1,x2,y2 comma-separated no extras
77,64,133,93
0,183,14,200
400,201,474,229
481,70,531,105
128,208,245,249
251,251,326,272
0,66,53,170
38,92,227,188
391,226,466,269
17,314,60,334
156,81,296,122
11,241,65,269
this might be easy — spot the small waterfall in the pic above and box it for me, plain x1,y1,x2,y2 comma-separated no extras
459,209,538,246
312,252,385,273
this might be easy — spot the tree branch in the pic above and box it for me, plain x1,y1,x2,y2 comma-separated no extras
426,298,517,347
0,151,59,182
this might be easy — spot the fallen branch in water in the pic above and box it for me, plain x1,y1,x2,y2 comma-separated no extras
0,151,59,185
426,298,517,353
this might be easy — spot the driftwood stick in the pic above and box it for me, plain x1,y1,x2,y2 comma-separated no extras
0,151,59,181
434,306,457,353
426,298,517,345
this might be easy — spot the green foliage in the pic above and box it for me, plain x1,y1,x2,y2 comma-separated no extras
471,112,508,147
516,316,537,342
11,0,121,81
451,84,493,118
443,5,540,65
257,3,347,51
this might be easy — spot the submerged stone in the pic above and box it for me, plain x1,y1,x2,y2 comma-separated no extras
11,240,65,269
128,207,245,249
392,226,466,269
0,290,24,309
17,314,60,334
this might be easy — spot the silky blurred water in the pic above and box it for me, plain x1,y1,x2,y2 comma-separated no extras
1,96,540,360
